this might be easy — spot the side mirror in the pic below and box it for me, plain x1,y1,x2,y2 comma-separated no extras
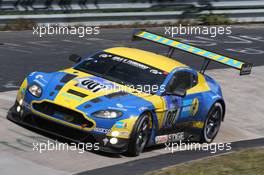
166,89,186,98
69,54,82,63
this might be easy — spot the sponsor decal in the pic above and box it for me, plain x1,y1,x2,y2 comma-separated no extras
164,109,180,128
108,106,128,112
75,77,117,92
116,103,124,108
35,74,48,85
190,98,199,116
99,53,112,58
115,121,127,129
33,79,45,87
150,69,162,75
118,131,129,137
99,53,164,75
155,135,169,144
182,106,190,112
139,106,148,111
123,59,149,70
75,77,109,92
155,132,185,144
35,75,43,79
168,132,185,142
93,127,111,134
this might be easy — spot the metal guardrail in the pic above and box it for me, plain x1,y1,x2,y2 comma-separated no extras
1,0,263,11
0,1,264,26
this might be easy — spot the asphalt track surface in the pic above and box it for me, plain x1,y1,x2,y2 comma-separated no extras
0,25,264,175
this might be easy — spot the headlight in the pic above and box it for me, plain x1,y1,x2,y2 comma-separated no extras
28,84,42,97
92,110,122,119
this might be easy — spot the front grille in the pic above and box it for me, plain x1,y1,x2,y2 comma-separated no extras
23,114,96,142
32,101,93,128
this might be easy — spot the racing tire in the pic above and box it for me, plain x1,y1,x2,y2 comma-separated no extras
126,113,151,156
200,102,223,143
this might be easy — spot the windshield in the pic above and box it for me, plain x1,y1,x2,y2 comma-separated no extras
75,52,168,94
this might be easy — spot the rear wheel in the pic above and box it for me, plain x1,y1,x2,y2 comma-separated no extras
127,113,151,156
200,102,223,143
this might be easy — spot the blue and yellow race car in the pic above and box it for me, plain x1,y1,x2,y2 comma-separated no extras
8,30,252,156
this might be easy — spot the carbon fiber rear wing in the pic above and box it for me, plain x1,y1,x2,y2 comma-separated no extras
133,29,252,75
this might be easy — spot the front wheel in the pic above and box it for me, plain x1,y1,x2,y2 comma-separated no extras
126,113,151,156
200,102,223,143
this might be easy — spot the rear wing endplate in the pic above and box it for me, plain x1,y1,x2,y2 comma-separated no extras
133,29,252,75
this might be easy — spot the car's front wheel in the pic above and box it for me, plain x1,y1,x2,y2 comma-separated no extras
127,113,151,156
200,102,223,143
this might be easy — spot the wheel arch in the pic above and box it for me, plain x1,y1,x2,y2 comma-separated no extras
126,109,154,156
215,99,226,121
139,109,157,146
141,110,155,130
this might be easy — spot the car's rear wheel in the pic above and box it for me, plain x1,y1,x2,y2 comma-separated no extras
200,102,223,143
127,113,151,156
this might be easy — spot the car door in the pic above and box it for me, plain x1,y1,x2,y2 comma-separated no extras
175,70,200,120
162,69,199,130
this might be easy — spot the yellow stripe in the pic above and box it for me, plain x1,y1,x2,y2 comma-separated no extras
187,73,210,94
132,92,166,129
57,68,124,108
17,79,28,102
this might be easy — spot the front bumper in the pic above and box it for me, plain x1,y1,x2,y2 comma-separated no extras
7,102,129,154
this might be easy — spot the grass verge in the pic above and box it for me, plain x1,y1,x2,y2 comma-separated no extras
145,147,264,175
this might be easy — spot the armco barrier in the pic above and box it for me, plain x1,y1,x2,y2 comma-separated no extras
0,1,264,26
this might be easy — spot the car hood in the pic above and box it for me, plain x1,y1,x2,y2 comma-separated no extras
31,70,154,113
